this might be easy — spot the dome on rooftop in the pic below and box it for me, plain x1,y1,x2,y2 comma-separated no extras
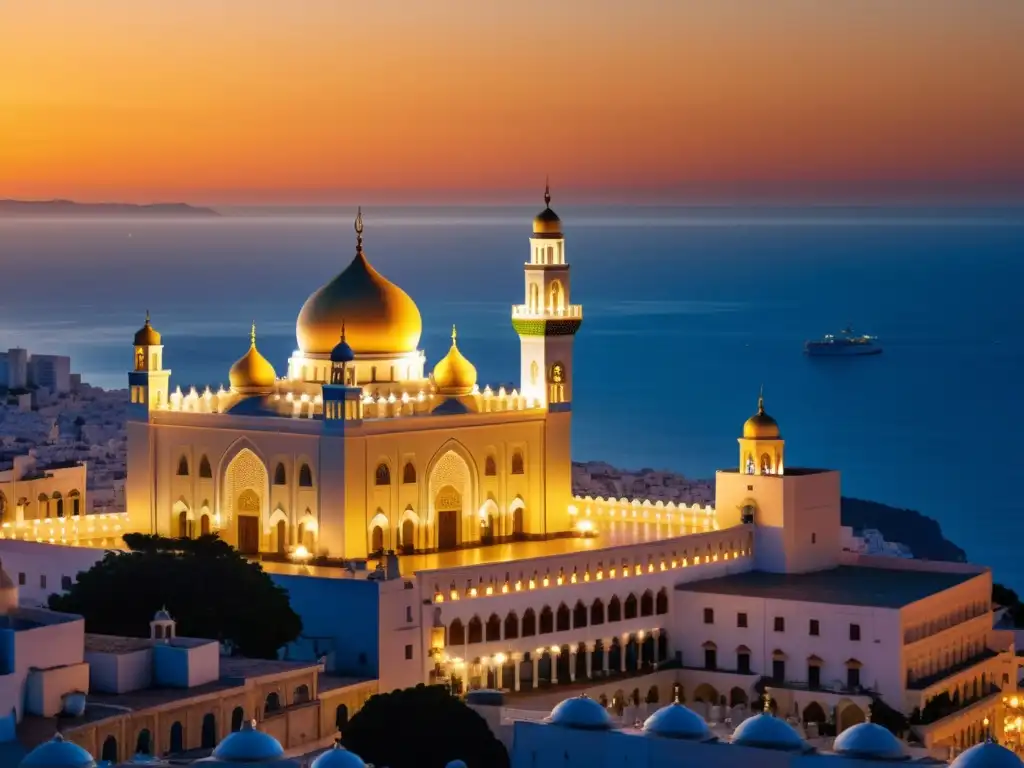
548,695,612,730
310,744,366,768
731,713,806,752
210,721,284,763
19,734,96,768
642,703,712,741
833,722,907,761
950,742,1024,768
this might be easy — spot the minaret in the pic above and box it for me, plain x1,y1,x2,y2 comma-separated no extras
322,322,362,428
128,311,171,414
512,181,582,407
737,387,785,476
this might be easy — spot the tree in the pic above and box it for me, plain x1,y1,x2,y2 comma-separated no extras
993,583,1024,627
49,533,301,658
342,685,509,768
869,698,909,736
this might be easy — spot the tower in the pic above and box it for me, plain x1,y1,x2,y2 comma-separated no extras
322,323,363,428
738,388,785,476
127,311,171,414
513,182,582,408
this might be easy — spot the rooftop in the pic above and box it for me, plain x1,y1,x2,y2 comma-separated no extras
718,467,833,477
676,565,978,608
318,674,376,693
84,634,152,654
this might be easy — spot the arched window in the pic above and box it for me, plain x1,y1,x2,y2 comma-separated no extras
135,729,152,756
231,707,245,732
53,492,64,518
609,596,622,622
556,603,571,632
299,464,313,487
199,455,212,479
449,619,465,646
760,453,773,474
101,736,118,763
591,599,605,625
177,456,189,476
485,456,497,477
486,614,501,642
511,452,524,475
402,462,416,484
539,606,554,634
370,525,384,553
625,593,638,620
201,713,217,749
265,692,281,714
335,704,349,732
522,608,537,637
375,463,391,486
640,590,654,617
274,463,287,485
467,616,483,644
293,684,310,704
656,588,669,615
169,722,184,755
68,489,81,516
504,612,519,640
573,600,588,628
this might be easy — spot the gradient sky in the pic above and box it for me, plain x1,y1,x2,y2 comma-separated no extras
2,0,1023,204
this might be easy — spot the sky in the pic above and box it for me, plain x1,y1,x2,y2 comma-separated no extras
1,0,1023,205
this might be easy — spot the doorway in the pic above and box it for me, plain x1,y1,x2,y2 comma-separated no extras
438,510,458,550
512,506,524,539
237,515,260,554
276,520,286,554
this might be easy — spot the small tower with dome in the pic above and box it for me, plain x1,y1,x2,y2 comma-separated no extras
738,387,785,476
150,607,176,641
322,323,363,429
128,311,171,414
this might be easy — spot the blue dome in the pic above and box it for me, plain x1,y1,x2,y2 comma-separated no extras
19,734,96,768
446,762,468,768
211,721,284,763
731,714,807,752
548,696,613,730
330,338,355,364
310,744,365,768
833,722,907,761
951,742,1024,768
642,703,712,741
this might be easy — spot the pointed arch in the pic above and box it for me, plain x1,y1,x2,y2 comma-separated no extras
539,606,554,634
484,455,497,477
573,600,588,628
219,441,269,529
267,506,288,533
522,608,537,637
624,593,638,620
609,595,622,622
299,463,314,487
591,598,605,625
467,616,483,644
273,463,287,486
427,439,479,524
375,462,391,486
511,451,525,475
640,589,654,617
504,611,519,640
449,618,465,646
656,587,669,615
199,455,213,479
556,603,571,632
486,613,501,642
402,461,417,484
177,455,190,476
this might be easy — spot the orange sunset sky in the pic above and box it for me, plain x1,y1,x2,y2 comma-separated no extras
1,0,1023,204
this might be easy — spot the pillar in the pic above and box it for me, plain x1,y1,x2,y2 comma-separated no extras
495,660,503,690
636,635,644,669
652,630,661,668
585,643,594,679
602,641,610,675
552,651,559,684
532,655,539,690
620,639,627,673
569,648,577,683
513,655,522,692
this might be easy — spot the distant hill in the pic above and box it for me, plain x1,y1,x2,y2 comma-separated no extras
840,497,966,562
0,199,219,217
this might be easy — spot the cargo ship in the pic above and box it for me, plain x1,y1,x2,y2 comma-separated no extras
804,326,882,356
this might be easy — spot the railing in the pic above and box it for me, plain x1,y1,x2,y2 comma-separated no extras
511,305,583,320
907,649,1000,691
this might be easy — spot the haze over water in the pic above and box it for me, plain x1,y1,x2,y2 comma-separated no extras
1,207,1022,586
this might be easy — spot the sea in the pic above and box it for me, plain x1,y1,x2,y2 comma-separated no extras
1,206,1022,587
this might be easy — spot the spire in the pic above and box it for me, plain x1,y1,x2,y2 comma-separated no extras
250,321,257,347
145,309,151,326
544,177,551,208
758,384,765,414
451,324,458,345
354,206,364,254
341,321,347,343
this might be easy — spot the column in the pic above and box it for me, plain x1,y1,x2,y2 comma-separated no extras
513,654,522,692
495,660,504,690
569,648,577,683
585,643,594,679
552,651,559,684
532,655,539,690
636,635,644,669
620,638,627,673
602,640,610,675
652,630,660,669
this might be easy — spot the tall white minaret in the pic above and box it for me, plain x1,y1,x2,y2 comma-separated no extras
512,182,582,408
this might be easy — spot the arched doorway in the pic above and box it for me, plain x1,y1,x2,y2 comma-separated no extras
276,519,286,554
435,485,461,551
169,721,184,754
135,729,152,756
178,509,189,538
693,683,718,704
511,501,525,539
335,704,349,732
371,525,384,553
402,519,415,554
101,736,118,763
236,489,261,553
230,707,244,732
838,702,866,732
200,514,211,535
223,447,268,554
730,687,748,707
803,701,828,724
429,446,474,551
201,713,217,749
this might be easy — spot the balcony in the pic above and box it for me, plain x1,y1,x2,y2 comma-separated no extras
511,305,583,320
907,648,1000,691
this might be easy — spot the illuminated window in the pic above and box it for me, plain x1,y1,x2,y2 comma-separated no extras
402,462,416,484
375,463,391,486
511,452,524,475
485,456,497,476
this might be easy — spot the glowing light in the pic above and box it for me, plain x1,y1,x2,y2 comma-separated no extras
494,653,507,665
575,519,595,534
291,545,312,563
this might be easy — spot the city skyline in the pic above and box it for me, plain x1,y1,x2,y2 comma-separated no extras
2,0,1023,204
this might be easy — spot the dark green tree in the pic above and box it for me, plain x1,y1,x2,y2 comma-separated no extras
49,533,301,658
869,698,909,736
341,685,509,768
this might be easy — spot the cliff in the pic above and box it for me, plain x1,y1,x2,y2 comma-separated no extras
840,497,966,562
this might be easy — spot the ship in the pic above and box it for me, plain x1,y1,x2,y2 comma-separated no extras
804,326,882,356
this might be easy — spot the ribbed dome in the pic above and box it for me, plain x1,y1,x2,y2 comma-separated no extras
310,744,366,768
533,184,562,237
296,210,422,356
229,324,277,395
548,696,612,730
833,722,907,761
211,721,284,763
432,326,477,396
134,312,161,347
642,703,712,740
951,742,1024,768
19,733,96,768
743,392,780,439
731,713,806,752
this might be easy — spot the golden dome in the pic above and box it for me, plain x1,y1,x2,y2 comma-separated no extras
296,209,422,356
432,326,477,396
533,182,562,237
743,390,781,439
134,311,162,346
230,323,277,394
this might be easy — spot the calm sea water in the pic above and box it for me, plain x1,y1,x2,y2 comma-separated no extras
1,207,1022,585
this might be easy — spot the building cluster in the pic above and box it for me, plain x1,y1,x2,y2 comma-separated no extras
573,461,716,506
0,348,75,396
0,192,1018,767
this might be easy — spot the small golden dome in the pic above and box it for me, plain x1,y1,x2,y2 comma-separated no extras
533,182,562,237
432,326,477,396
134,311,162,346
296,209,422,356
743,390,781,439
230,323,277,394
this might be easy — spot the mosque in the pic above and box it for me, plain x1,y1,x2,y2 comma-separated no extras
2,189,1021,763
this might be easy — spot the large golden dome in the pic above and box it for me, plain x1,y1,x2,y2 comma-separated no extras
296,210,422,356
432,326,477,395
230,324,277,394
533,182,562,237
743,391,781,439
134,311,162,346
